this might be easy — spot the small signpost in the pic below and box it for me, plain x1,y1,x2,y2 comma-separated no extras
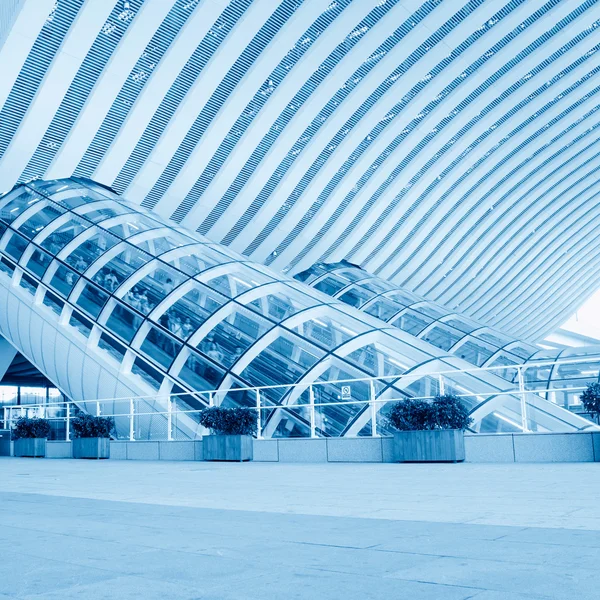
341,385,351,401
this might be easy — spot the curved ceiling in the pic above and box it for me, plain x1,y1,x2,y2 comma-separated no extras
0,0,598,342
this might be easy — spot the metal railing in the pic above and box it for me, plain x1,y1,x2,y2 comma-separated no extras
2,357,598,440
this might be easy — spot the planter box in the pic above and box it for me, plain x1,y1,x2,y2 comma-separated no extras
73,437,110,459
203,434,253,462
394,429,465,462
14,438,46,458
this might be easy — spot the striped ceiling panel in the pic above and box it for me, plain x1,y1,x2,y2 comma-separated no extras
0,0,598,342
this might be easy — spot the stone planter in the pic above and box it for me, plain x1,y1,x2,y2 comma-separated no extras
203,434,253,462
14,438,46,458
73,437,110,459
394,429,465,462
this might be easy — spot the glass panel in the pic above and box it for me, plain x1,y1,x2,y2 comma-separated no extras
131,357,162,390
135,232,195,257
343,343,407,378
78,203,130,223
241,332,324,404
475,329,513,347
422,325,462,351
26,248,53,277
98,333,126,363
178,352,226,391
107,214,161,238
364,297,404,321
0,256,15,276
441,316,478,334
160,283,226,340
40,218,90,254
508,345,536,360
338,285,373,308
105,303,143,343
198,306,274,367
140,326,182,369
18,205,64,238
391,309,433,335
124,264,184,315
65,231,119,273
413,302,447,319
49,264,79,297
0,188,40,223
487,352,519,381
19,273,37,294
246,286,319,322
293,313,367,351
203,265,273,298
314,276,347,296
68,311,93,338
75,283,109,318
98,245,152,291
385,289,420,305
454,338,495,367
4,232,29,261
165,244,232,276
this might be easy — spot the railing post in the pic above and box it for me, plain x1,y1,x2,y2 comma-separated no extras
96,401,101,416
309,384,316,438
255,389,262,439
2,407,6,430
438,373,445,396
129,398,135,441
369,380,378,437
167,398,173,442
517,366,529,432
209,392,214,407
65,403,70,442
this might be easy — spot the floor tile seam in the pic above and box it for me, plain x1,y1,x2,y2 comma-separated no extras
370,546,587,568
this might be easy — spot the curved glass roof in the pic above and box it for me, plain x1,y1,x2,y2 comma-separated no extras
0,178,592,436
0,1,598,344
297,261,600,416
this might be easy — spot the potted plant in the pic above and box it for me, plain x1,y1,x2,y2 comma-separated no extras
199,407,257,462
12,417,51,457
71,414,113,459
389,394,473,462
580,382,600,424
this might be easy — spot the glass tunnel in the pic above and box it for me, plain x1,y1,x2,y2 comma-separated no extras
297,262,600,414
0,178,592,439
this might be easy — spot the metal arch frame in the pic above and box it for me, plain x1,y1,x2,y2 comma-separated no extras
179,0,399,232
124,0,283,205
148,0,329,219
265,0,548,270
92,0,240,185
214,0,456,252
430,123,600,314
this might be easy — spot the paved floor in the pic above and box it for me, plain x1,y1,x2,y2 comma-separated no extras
0,460,598,599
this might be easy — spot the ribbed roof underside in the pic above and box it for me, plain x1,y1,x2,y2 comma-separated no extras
0,0,598,343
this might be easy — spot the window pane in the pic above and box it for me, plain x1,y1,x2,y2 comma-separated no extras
140,326,182,369
43,291,64,315
97,245,152,291
124,264,184,315
178,352,225,391
391,309,433,335
98,333,126,363
0,188,40,223
4,232,29,261
65,232,119,273
40,218,89,254
49,264,79,297
18,205,64,238
26,248,52,277
203,265,273,298
131,357,162,390
76,283,109,318
105,303,143,343
422,325,462,351
160,283,226,340
19,273,37,294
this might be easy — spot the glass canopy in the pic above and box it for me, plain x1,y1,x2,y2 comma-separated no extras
0,179,591,436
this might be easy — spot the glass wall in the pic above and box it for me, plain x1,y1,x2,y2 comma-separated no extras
0,178,592,437
296,262,600,417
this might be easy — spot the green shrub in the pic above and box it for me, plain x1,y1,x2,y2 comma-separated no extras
388,399,436,431
434,394,473,430
70,414,113,438
199,407,258,435
12,417,51,440
389,394,472,432
581,382,600,423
